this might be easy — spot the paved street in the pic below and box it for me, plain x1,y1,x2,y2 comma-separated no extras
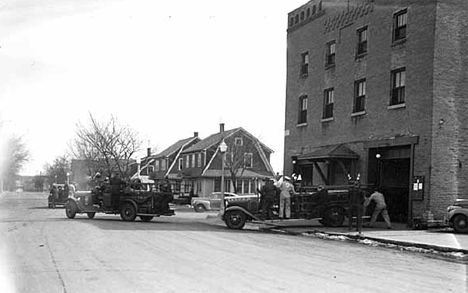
1,192,467,293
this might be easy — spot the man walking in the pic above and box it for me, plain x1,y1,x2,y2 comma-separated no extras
364,188,392,229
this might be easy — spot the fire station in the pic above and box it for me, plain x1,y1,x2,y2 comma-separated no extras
283,0,468,225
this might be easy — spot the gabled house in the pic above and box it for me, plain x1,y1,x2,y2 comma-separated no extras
135,132,201,190
172,123,275,197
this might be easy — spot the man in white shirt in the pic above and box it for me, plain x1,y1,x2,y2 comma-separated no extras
277,176,296,219
364,189,392,229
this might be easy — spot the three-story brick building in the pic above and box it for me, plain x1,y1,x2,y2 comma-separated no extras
284,0,468,224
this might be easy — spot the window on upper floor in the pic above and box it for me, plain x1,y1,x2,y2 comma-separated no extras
235,137,243,146
155,160,160,172
393,9,407,42
148,165,154,174
179,158,183,170
298,95,308,125
191,154,195,168
161,159,166,171
197,153,202,167
185,155,190,168
300,52,309,77
323,88,334,119
356,26,368,56
354,79,366,113
390,68,406,105
325,41,336,67
244,153,253,168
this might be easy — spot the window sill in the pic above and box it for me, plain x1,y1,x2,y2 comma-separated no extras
388,103,406,110
355,52,367,60
392,38,406,47
297,122,308,127
325,64,335,70
321,117,334,123
351,111,366,117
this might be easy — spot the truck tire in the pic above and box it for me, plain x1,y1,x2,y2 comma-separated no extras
65,202,77,219
87,212,96,219
194,204,206,213
140,216,154,222
120,203,137,221
453,214,468,233
224,210,246,229
320,206,345,227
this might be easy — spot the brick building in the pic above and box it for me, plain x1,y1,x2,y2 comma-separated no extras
283,0,468,224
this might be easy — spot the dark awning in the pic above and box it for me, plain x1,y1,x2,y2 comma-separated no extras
297,144,359,161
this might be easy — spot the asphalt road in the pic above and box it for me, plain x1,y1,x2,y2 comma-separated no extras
0,192,466,293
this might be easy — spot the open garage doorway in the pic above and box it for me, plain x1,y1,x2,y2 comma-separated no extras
368,147,411,223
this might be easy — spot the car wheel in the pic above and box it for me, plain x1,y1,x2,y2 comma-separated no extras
320,206,345,227
120,203,137,221
140,216,154,222
65,202,77,219
453,214,468,233
194,204,206,213
224,210,246,229
87,212,96,219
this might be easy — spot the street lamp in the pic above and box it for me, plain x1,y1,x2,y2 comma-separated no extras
219,139,228,215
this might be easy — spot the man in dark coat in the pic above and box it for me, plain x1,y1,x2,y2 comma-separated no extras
259,178,277,220
348,181,365,233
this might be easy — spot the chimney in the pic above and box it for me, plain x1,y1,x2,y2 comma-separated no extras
194,132,199,137
147,147,151,157
220,123,225,134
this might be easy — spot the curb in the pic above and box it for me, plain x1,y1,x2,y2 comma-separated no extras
259,226,468,261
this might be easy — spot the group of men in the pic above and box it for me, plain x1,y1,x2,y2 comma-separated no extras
49,183,76,208
258,175,392,231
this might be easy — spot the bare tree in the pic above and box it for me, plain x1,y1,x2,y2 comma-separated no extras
43,155,70,185
224,136,259,193
0,118,30,191
70,113,142,180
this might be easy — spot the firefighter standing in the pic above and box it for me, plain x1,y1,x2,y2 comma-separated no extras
348,181,365,233
259,178,277,220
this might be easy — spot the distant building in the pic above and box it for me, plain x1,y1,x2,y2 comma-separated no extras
284,0,468,224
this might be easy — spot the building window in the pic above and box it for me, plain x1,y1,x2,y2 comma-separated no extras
393,9,407,42
161,159,166,171
235,137,243,146
300,52,309,77
325,41,336,67
244,153,253,168
179,158,183,170
148,165,154,174
323,88,334,119
155,160,160,172
197,153,202,167
354,79,366,113
356,26,368,56
298,95,308,124
391,68,406,105
191,154,195,168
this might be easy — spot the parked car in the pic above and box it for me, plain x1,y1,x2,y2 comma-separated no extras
48,184,66,208
191,192,239,212
447,199,468,233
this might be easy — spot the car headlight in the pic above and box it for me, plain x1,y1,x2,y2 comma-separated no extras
447,205,461,213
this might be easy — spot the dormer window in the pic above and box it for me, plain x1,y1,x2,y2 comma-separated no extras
235,137,243,146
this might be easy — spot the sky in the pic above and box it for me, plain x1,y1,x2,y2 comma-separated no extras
0,0,307,176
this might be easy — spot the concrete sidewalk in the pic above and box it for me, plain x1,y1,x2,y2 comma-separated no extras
202,214,468,260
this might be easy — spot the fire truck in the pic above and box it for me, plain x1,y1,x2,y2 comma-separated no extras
65,181,174,222
222,184,366,230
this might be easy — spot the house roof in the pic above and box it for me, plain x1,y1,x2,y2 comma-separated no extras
155,136,200,158
297,144,359,161
202,169,274,179
182,128,241,153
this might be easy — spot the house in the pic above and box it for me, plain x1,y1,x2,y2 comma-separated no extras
173,123,275,197
283,0,468,224
136,124,275,197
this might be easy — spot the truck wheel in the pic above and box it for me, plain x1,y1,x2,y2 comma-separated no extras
65,202,77,219
120,203,137,221
87,212,96,219
194,204,206,213
224,210,246,229
320,206,345,227
453,215,468,233
140,216,154,222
